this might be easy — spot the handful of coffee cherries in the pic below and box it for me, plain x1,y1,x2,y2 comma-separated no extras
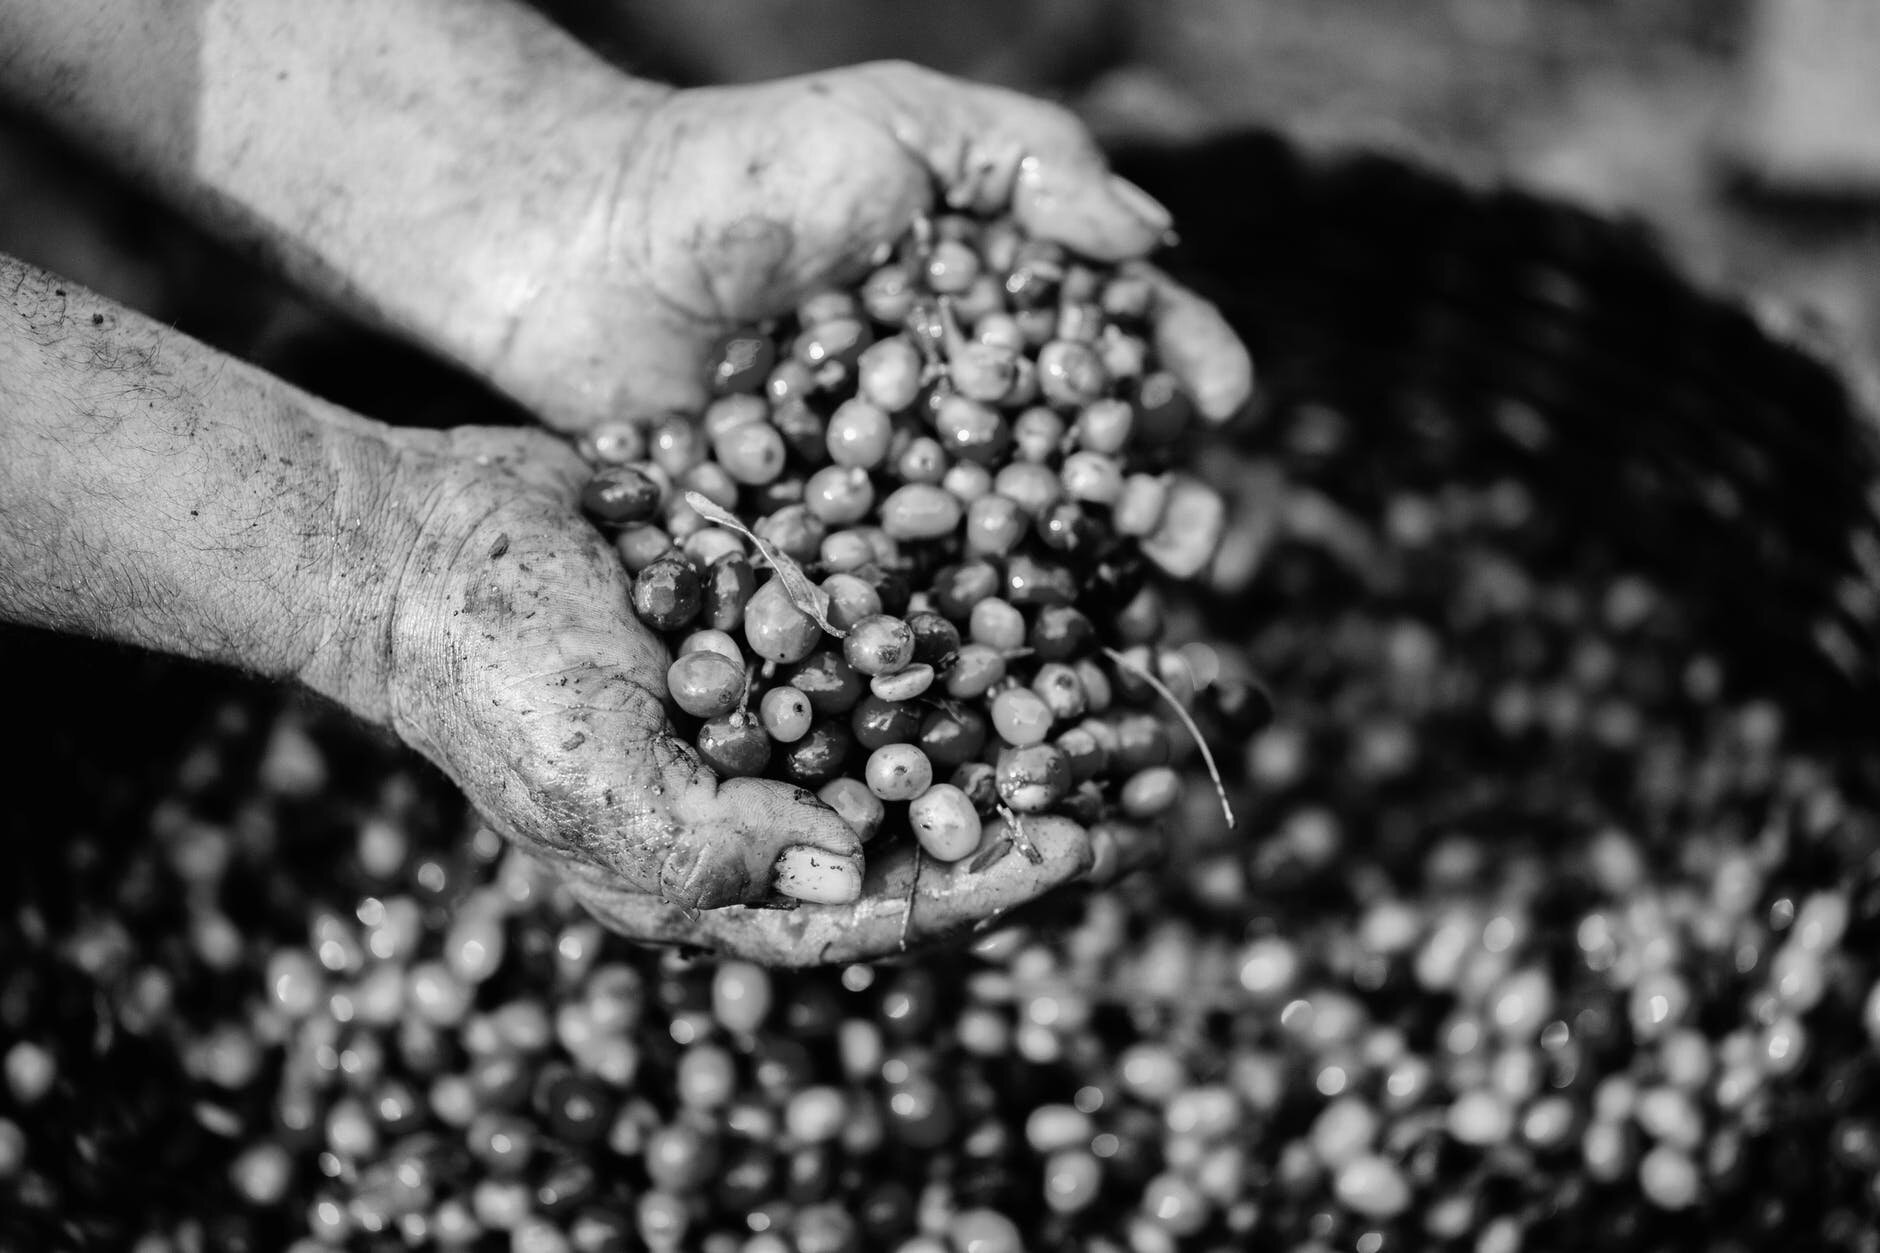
576,214,1243,905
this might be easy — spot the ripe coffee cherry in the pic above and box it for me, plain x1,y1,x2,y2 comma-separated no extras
931,562,1002,620
666,652,747,719
759,687,814,744
744,579,821,666
632,556,703,632
996,744,1071,813
1074,398,1134,454
787,650,867,717
1037,340,1108,408
1012,408,1065,463
851,695,923,752
945,645,1006,699
919,707,989,770
856,339,924,413
990,687,1054,746
932,395,1011,466
582,467,663,525
707,328,776,395
1120,766,1181,818
1003,554,1077,608
844,616,916,677
826,400,894,468
715,423,788,486
804,466,875,526
820,573,883,631
778,722,854,787
696,713,771,779
700,554,756,633
908,785,983,862
1029,606,1094,661
865,744,934,802
969,599,1025,651
906,612,962,668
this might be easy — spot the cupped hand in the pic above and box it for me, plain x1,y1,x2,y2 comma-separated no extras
482,60,1252,431
374,426,1104,964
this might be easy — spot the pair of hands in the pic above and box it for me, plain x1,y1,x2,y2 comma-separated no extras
364,63,1251,964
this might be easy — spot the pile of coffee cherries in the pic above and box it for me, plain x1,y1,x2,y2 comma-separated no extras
571,214,1232,895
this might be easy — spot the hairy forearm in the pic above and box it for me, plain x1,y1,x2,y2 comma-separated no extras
0,0,666,370
0,251,415,713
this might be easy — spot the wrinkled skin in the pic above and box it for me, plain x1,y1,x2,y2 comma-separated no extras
380,427,1142,964
485,61,1253,432
375,64,1251,964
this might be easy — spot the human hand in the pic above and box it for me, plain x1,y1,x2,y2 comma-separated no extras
373,425,1115,964
477,60,1253,431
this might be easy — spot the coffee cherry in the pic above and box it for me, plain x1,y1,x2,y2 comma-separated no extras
905,612,962,667
754,505,826,565
787,650,867,718
700,553,756,633
992,463,1061,517
857,339,924,413
759,687,814,744
865,744,933,802
843,616,916,677
804,467,876,527
945,645,1006,699
667,652,747,719
969,599,1025,651
851,694,923,752
778,722,854,787
878,485,962,541
996,744,1071,812
1029,606,1094,661
744,579,822,666
1012,408,1065,463
931,562,1002,620
715,423,787,486
918,706,989,770
860,261,917,323
893,438,948,486
966,496,1027,556
908,785,983,862
632,556,703,632
1003,554,1077,608
696,713,772,779
1031,664,1088,721
1060,452,1125,506
1119,766,1181,818
826,400,894,468
932,395,1010,466
581,467,663,525
990,687,1054,746
707,328,775,395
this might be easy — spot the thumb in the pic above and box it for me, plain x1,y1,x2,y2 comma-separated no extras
854,63,1174,262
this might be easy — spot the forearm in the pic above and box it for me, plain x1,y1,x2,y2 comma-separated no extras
0,0,667,370
0,251,416,717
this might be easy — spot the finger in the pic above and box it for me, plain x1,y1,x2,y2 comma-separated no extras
830,813,1096,961
562,815,1093,967
857,64,1171,262
660,773,866,909
1128,262,1255,424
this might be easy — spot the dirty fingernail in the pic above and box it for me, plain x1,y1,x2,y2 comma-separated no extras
774,845,863,905
1108,175,1175,234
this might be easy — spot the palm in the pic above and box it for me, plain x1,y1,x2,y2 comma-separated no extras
382,428,1095,964
485,61,1255,434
